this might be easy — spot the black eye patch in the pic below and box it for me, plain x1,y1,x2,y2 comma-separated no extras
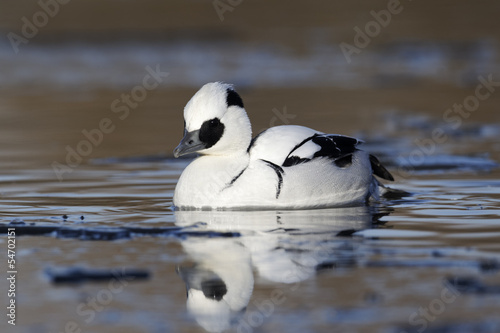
226,88,244,108
199,117,225,149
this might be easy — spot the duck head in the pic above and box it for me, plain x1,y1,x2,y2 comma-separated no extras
174,82,252,158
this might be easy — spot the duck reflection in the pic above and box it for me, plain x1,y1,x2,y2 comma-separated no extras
176,237,253,332
175,207,389,332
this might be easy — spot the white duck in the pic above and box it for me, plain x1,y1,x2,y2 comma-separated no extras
173,82,393,210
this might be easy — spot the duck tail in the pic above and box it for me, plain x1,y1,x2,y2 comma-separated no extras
369,154,394,181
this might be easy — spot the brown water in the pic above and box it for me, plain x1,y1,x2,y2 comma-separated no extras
1,1,500,332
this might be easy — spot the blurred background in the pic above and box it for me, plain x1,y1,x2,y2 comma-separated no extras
1,0,499,171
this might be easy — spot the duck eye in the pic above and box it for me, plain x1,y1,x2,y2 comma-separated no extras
210,119,219,127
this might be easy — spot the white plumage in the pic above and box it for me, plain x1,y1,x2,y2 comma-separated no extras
173,82,393,210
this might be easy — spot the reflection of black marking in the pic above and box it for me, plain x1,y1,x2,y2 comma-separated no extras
336,228,358,237
201,278,228,301
178,265,228,301
316,258,357,271
262,160,284,199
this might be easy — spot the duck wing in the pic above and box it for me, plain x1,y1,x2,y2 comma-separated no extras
282,133,360,168
248,125,393,181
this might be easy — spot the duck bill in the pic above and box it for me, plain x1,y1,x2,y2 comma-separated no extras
173,130,205,158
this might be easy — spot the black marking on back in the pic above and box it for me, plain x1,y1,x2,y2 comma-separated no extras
199,117,225,149
282,155,310,167
311,134,358,159
247,129,267,153
283,133,360,167
282,135,315,167
222,167,247,191
286,135,315,159
278,132,393,182
369,154,394,181
334,154,353,168
226,88,244,108
262,159,284,199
